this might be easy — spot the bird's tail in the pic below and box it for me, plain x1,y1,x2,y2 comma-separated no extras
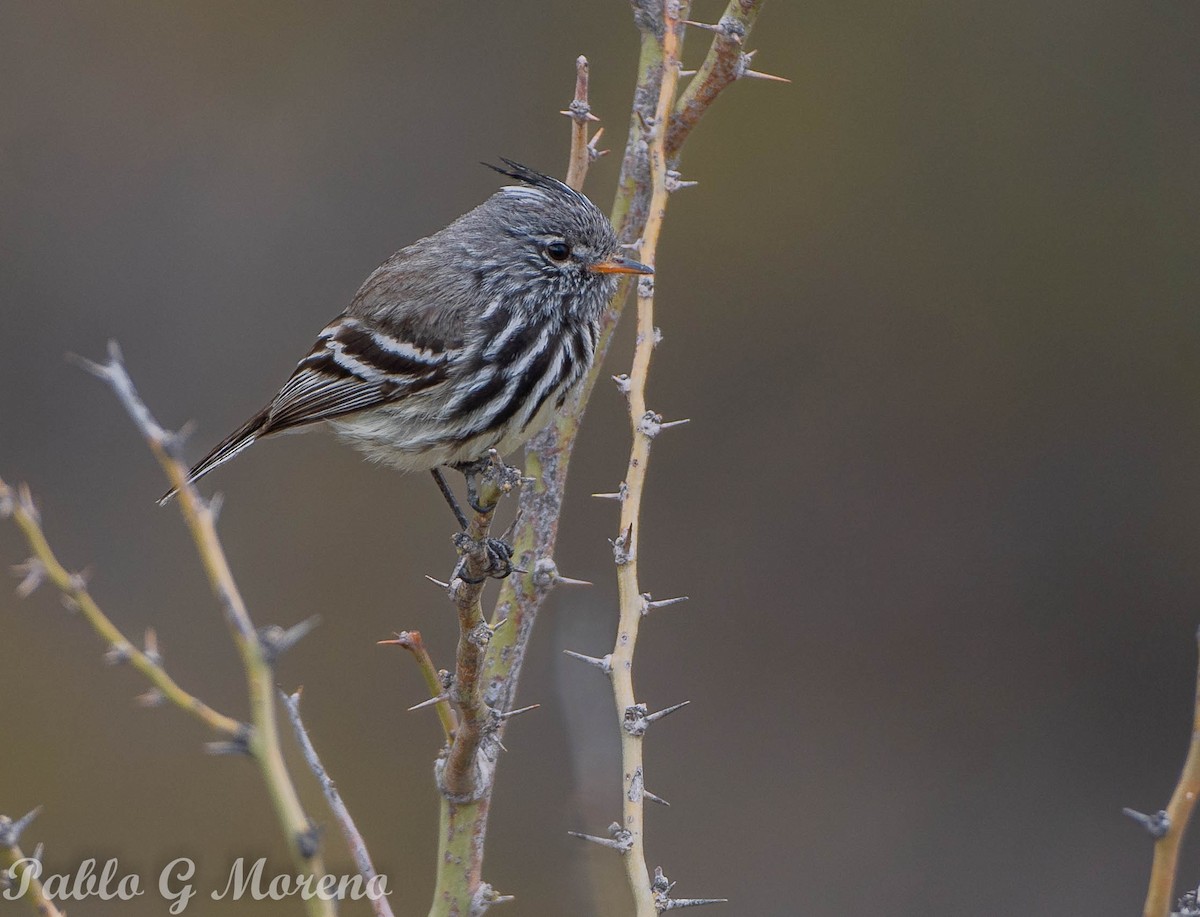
158,408,269,505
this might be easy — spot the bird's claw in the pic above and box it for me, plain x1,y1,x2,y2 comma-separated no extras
454,536,514,584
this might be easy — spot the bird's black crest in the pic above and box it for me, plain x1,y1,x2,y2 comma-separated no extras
484,158,584,202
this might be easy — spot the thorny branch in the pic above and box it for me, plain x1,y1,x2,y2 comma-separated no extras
382,630,457,741
1,477,244,738
283,689,396,917
667,0,784,159
426,1,776,913
0,809,64,917
563,55,605,192
5,342,335,917
579,1,722,912
428,454,522,917
1133,629,1200,917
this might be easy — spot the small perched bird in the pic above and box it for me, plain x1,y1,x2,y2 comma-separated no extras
164,160,651,527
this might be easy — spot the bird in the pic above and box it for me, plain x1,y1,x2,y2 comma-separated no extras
163,159,651,539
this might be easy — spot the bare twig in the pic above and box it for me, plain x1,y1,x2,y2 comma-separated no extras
601,2,690,912
1,477,244,738
563,55,601,191
282,689,395,917
1138,629,1200,917
0,809,64,917
667,0,784,159
429,455,521,917
69,343,332,915
380,630,457,740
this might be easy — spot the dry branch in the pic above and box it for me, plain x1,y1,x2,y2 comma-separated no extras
3,343,334,917
1,477,244,738
283,689,396,917
0,809,64,917
1136,629,1200,917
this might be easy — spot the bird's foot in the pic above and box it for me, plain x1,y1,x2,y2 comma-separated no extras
453,533,515,584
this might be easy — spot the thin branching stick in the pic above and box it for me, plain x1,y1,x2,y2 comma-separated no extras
283,689,396,917
563,56,603,191
0,809,64,917
0,478,244,737
427,456,523,917
1134,629,1200,917
600,0,689,908
381,630,457,741
668,0,785,159
68,343,332,916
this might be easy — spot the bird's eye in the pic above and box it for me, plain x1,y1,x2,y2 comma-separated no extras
545,241,572,262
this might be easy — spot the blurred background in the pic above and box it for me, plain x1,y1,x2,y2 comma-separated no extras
3,1,1200,914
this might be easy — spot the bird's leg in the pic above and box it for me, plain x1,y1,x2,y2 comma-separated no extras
456,458,495,515
431,468,470,530
446,457,518,581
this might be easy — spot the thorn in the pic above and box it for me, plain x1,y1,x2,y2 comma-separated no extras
624,700,690,736
743,69,791,83
104,642,133,665
638,412,664,438
620,237,645,252
587,127,609,161
135,688,165,708
644,789,670,807
143,627,162,665
206,491,225,523
660,418,691,430
642,594,690,614
204,732,252,756
0,807,43,847
425,574,451,589
555,574,592,587
664,170,699,192
475,883,517,910
498,703,540,720
678,69,697,77
378,630,421,649
592,486,627,502
563,649,613,674
645,700,691,725
561,108,602,123
1122,807,1170,838
11,558,46,598
408,693,451,712
593,481,628,502
258,615,322,665
660,896,730,910
653,867,728,911
682,19,721,31
568,824,633,852
30,842,44,865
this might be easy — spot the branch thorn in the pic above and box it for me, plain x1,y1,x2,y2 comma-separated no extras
409,692,452,712
563,649,613,674
0,807,42,847
1122,807,1170,838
